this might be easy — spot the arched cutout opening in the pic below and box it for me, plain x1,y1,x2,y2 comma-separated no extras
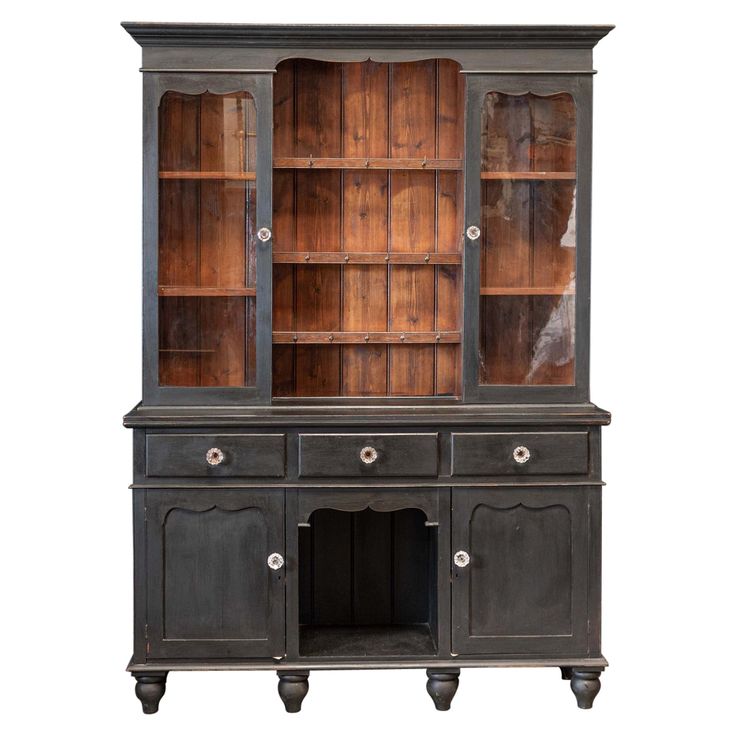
299,507,438,657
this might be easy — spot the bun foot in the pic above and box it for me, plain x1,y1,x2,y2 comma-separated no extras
133,672,168,714
426,669,460,711
570,669,602,709
278,671,310,713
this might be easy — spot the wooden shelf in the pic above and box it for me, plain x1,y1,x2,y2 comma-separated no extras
273,252,462,265
158,286,256,297
480,171,576,180
481,286,575,296
273,331,461,345
274,157,462,171
159,171,256,181
159,348,216,353
300,624,436,658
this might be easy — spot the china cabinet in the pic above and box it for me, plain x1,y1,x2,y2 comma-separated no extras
123,22,613,714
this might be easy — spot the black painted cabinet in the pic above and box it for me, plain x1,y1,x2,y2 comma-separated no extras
144,490,285,659
451,487,593,656
123,22,612,715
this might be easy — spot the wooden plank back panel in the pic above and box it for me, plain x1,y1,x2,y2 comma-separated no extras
478,294,574,386
295,61,342,157
199,94,248,288
342,61,389,158
198,94,246,385
301,508,431,627
272,65,297,395
532,181,576,290
342,264,388,396
273,59,464,397
390,61,436,159
530,94,576,173
291,63,342,391
159,92,199,286
481,181,531,289
437,60,464,161
388,61,438,395
199,296,245,386
159,95,201,386
340,65,390,395
295,346,341,396
436,263,461,396
159,296,200,386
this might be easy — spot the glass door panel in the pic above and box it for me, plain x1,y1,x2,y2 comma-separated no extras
479,93,576,386
158,91,257,387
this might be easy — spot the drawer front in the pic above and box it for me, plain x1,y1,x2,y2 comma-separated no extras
451,432,589,476
298,433,438,477
146,434,286,478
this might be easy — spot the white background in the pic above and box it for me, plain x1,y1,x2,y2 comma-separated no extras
1,1,733,733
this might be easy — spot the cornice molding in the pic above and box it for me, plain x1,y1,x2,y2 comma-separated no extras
122,23,614,50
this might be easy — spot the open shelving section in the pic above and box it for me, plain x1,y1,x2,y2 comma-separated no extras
272,59,465,398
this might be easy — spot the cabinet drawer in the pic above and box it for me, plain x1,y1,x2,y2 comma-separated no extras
146,434,286,477
451,432,588,476
298,433,438,477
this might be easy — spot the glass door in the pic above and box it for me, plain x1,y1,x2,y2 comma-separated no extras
144,75,272,404
158,90,257,387
464,78,589,402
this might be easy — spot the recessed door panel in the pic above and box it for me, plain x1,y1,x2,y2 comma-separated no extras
451,487,589,656
145,489,285,658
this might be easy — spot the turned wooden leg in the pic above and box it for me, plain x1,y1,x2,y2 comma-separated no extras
570,669,602,709
277,671,310,713
560,666,574,680
133,672,168,714
426,669,460,711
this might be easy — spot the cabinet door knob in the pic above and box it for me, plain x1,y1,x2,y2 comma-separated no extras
360,446,378,464
257,226,272,242
206,447,224,466
267,553,285,570
466,225,481,240
513,445,531,464
453,550,471,568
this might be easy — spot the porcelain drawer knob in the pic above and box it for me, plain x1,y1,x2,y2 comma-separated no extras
360,446,378,464
513,446,531,464
453,550,471,568
205,447,225,466
267,553,285,570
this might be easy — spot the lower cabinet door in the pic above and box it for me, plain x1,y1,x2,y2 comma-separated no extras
145,489,285,658
451,487,589,656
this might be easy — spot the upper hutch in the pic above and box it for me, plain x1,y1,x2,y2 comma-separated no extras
123,23,613,714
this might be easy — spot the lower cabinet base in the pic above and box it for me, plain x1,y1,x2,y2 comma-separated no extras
130,662,605,713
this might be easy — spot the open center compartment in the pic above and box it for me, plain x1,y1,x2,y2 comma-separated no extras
298,507,438,657
272,58,465,399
